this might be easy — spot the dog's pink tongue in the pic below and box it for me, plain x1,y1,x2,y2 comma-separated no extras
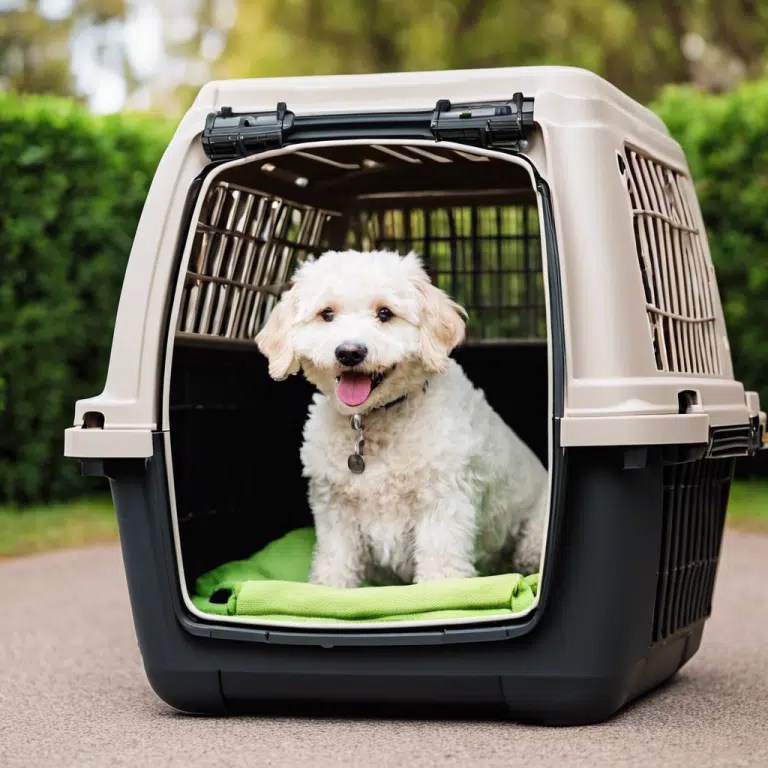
336,372,372,407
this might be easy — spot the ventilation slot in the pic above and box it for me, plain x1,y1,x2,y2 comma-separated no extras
348,204,546,341
625,149,722,376
177,181,338,341
652,458,732,644
706,425,751,459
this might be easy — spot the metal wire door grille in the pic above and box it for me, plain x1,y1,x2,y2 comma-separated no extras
652,458,732,644
177,181,338,340
348,204,546,341
624,149,722,375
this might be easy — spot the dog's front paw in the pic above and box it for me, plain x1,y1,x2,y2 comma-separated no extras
512,551,541,576
309,566,361,589
512,525,543,575
414,562,477,584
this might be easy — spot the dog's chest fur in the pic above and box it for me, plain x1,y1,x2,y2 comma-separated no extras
299,361,548,582
301,392,440,579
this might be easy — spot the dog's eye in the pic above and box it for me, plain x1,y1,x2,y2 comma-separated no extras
376,307,393,323
319,308,334,322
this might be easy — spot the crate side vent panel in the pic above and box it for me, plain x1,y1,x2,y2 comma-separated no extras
624,148,721,376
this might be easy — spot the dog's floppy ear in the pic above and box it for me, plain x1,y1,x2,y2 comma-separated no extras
412,263,467,373
255,288,300,380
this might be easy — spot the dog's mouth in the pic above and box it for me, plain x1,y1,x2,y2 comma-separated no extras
335,366,394,407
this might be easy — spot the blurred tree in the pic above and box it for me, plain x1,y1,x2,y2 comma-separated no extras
0,0,127,99
0,0,236,114
217,0,768,105
2,1,768,112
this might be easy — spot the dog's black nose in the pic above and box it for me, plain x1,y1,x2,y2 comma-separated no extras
335,342,367,367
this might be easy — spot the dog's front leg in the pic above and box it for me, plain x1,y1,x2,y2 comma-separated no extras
308,499,364,589
413,495,478,583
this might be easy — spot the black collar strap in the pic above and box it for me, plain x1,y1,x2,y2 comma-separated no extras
382,380,429,411
347,381,429,474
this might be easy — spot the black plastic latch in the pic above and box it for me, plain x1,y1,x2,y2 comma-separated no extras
201,102,295,161
431,92,534,149
748,415,763,455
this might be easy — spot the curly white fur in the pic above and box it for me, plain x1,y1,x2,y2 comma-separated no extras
256,250,548,588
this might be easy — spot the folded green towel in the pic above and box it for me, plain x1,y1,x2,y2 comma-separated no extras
192,527,539,623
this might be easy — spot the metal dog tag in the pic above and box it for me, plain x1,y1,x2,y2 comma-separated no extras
348,453,365,474
348,415,365,473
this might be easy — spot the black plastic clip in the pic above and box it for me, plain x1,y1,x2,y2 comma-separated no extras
748,415,764,455
430,93,534,150
430,99,452,133
512,92,524,141
201,102,295,161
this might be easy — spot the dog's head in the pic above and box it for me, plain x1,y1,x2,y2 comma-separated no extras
255,250,466,413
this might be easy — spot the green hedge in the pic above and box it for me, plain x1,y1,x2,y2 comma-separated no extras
1,83,766,505
653,81,768,412
0,93,172,504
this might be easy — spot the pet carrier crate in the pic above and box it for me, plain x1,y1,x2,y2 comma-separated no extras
65,67,765,724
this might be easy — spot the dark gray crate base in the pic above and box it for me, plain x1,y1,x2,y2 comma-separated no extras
109,435,726,725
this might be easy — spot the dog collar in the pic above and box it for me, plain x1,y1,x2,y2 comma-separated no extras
347,381,429,474
382,379,429,411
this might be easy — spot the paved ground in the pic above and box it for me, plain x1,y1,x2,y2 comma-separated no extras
1,530,767,768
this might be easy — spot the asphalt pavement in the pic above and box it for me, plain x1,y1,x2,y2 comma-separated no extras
1,529,766,767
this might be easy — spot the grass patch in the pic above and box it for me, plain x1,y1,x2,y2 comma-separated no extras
727,480,768,532
0,497,117,558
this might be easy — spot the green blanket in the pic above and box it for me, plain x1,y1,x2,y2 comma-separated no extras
192,528,539,623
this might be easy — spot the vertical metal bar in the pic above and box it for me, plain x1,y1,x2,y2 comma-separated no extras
211,192,255,336
274,206,307,287
491,205,506,336
281,207,314,283
447,208,458,301
198,188,241,334
402,207,412,253
366,211,380,249
351,209,365,250
252,202,290,335
470,205,480,321
228,197,268,339
523,204,532,337
414,209,425,262
239,199,280,339
309,211,327,254
184,185,225,333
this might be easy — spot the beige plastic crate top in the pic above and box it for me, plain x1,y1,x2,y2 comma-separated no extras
64,66,764,460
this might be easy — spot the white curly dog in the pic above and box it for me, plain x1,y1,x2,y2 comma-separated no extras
256,250,548,588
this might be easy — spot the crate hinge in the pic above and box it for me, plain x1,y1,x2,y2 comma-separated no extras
201,103,294,161
430,92,535,150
